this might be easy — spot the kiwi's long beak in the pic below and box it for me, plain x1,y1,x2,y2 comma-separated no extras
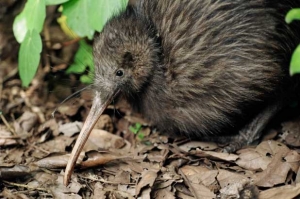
63,90,117,185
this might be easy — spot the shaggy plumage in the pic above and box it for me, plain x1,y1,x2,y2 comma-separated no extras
93,0,300,138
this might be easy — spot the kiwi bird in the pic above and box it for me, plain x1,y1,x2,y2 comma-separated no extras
64,0,300,185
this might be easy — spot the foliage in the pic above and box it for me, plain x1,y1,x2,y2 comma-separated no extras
129,123,145,140
286,8,300,76
66,40,94,84
13,0,128,87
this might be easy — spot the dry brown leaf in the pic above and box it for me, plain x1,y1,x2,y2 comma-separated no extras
156,180,176,189
236,148,269,171
219,179,251,199
180,165,218,187
94,114,114,133
253,150,291,187
0,126,18,146
179,141,218,152
259,183,300,199
114,170,131,184
14,111,38,134
0,165,31,181
154,188,175,199
180,165,216,199
33,172,57,185
136,169,159,196
217,169,249,189
177,192,195,199
49,173,82,198
59,121,83,137
282,118,300,147
140,187,151,199
217,169,253,199
80,151,123,169
57,100,82,117
2,148,23,164
1,187,30,199
256,140,290,158
38,118,59,136
92,183,106,199
34,152,85,169
118,184,136,197
32,136,74,159
195,150,239,162
0,136,17,146
285,150,300,172
83,129,125,151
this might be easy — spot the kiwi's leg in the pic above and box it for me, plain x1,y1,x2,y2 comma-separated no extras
222,101,282,153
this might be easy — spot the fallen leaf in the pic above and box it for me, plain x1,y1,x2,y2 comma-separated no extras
92,183,106,199
244,140,300,187
154,188,175,199
282,117,300,147
14,111,38,133
83,129,125,151
0,165,31,181
180,165,216,199
136,169,159,196
80,151,124,169
34,152,85,169
179,141,218,152
236,148,269,171
59,121,83,137
194,150,239,162
259,183,300,199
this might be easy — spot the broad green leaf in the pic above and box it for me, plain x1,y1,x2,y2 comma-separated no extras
62,0,128,39
286,8,300,24
66,40,94,74
67,40,94,83
19,30,42,87
13,0,45,43
80,75,94,84
129,123,142,134
45,0,69,6
57,15,80,39
89,0,128,32
137,132,145,140
290,44,300,76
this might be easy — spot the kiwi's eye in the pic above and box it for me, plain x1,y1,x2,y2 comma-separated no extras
116,69,124,77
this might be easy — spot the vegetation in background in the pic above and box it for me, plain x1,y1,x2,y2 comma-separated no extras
286,8,300,76
13,0,128,87
129,123,145,140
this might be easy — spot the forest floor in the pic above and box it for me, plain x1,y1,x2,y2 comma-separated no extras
1,1,300,199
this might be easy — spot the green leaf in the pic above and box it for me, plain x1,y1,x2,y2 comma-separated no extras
89,0,128,32
66,40,94,73
137,132,145,140
13,0,45,43
129,123,142,134
285,8,300,24
62,0,128,39
45,0,69,6
80,75,93,84
290,44,300,76
66,40,94,84
18,29,42,87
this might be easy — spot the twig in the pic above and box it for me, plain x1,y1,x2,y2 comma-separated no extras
0,112,16,136
2,180,50,193
78,174,136,185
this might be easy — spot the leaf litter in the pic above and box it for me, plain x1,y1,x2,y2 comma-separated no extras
2,2,300,199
